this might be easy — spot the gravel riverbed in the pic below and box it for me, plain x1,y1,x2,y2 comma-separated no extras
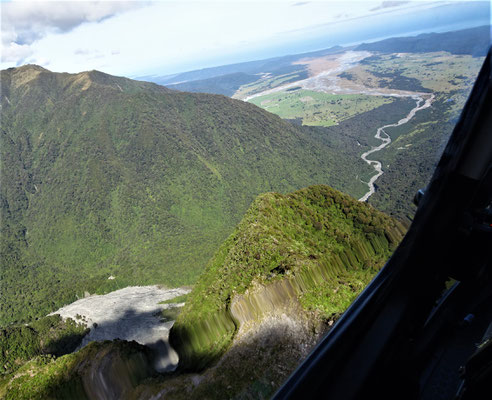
51,285,190,372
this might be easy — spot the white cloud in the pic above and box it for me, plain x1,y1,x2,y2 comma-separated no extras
1,0,145,63
1,1,384,72
1,1,487,76
1,42,33,63
370,1,411,12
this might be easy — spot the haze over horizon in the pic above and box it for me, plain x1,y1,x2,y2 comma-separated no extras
1,0,490,79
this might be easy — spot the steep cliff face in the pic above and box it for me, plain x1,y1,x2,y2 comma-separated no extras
170,185,406,371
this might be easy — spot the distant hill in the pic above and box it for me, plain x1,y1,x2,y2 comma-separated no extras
137,45,344,87
138,56,306,86
0,65,364,325
168,72,259,96
356,25,490,56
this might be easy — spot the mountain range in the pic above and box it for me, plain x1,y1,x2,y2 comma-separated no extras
0,64,366,325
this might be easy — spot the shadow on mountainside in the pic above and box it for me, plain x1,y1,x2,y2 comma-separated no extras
143,314,330,400
7,309,329,399
74,306,179,373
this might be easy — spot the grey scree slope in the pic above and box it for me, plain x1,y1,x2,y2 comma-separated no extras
51,285,190,372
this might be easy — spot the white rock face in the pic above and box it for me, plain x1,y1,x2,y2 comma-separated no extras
51,285,190,372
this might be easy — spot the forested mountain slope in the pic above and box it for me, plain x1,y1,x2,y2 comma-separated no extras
355,25,490,56
0,185,406,399
0,65,360,324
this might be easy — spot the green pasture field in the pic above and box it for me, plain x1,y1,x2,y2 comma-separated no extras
248,90,393,126
233,71,304,99
349,52,483,94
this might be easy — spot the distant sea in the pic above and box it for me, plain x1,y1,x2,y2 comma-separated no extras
139,1,490,79
265,1,491,58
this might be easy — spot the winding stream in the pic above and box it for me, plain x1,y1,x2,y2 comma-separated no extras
358,93,435,202
241,51,435,203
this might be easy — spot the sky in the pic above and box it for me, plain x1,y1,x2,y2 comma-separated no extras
1,0,490,78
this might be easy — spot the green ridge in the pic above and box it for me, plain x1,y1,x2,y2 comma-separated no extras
170,185,406,370
0,340,155,399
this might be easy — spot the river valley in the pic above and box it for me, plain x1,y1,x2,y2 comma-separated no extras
241,51,436,202
358,93,435,201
